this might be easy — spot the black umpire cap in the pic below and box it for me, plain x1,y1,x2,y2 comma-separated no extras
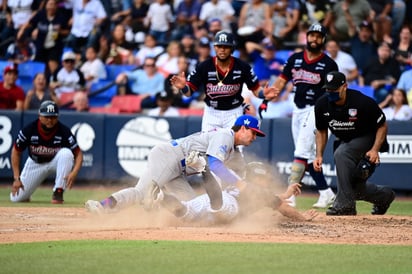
322,71,346,90
39,100,59,117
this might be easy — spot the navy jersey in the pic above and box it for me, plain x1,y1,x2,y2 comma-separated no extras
281,50,338,108
14,120,79,163
187,56,260,110
315,89,386,142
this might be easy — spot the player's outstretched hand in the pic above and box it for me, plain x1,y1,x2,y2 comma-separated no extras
170,71,186,89
302,209,319,221
262,81,280,100
65,172,77,189
11,179,24,196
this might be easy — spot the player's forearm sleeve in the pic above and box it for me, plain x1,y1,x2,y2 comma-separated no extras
208,155,238,185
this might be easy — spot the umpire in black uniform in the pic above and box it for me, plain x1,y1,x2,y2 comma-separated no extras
313,71,395,216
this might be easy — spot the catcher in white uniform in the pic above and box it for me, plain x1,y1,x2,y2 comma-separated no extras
158,162,318,225
86,115,267,215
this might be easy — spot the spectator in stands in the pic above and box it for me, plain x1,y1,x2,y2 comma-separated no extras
132,34,164,67
144,0,174,46
299,0,332,26
24,73,58,110
99,23,135,65
115,57,165,108
325,39,359,84
394,67,412,107
359,41,401,104
107,0,132,29
326,0,371,43
0,64,25,110
72,91,90,112
391,0,406,39
4,36,36,64
379,88,412,120
16,0,69,78
270,0,300,45
180,34,198,72
196,36,213,64
237,0,272,58
156,41,182,78
65,0,107,55
50,51,86,99
392,25,412,72
170,0,202,41
198,0,235,33
125,0,149,35
367,0,392,43
245,41,284,87
0,0,40,56
80,46,107,88
350,21,378,73
147,91,180,117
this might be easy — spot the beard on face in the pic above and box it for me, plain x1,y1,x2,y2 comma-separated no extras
306,40,323,53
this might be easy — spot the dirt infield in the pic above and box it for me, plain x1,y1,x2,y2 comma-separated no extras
1,205,411,245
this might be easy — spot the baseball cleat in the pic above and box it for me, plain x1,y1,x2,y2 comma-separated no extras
326,207,357,216
313,188,336,208
85,200,105,214
51,188,64,204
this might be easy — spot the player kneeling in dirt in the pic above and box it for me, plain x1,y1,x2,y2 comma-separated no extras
10,100,83,204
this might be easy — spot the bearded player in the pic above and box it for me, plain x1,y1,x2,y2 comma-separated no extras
268,23,338,208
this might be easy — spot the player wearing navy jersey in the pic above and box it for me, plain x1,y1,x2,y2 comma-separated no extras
314,71,394,215
269,23,338,208
11,100,83,204
170,31,278,132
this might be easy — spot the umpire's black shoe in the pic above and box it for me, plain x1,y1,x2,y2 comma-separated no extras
326,207,357,216
51,188,64,204
371,190,395,215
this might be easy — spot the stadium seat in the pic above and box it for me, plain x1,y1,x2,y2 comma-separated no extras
89,106,121,114
17,61,46,78
110,95,143,113
276,50,293,63
178,108,204,116
59,92,77,109
105,64,136,81
348,84,375,99
88,80,118,107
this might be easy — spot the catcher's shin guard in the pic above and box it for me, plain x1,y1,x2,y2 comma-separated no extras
288,159,307,185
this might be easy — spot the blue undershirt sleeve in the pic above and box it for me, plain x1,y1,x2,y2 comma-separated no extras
207,155,238,185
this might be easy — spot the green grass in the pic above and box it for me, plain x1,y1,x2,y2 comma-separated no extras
0,240,411,274
1,185,411,274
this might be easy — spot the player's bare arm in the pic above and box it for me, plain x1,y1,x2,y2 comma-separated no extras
314,129,328,172
366,122,388,164
65,149,84,189
11,147,24,196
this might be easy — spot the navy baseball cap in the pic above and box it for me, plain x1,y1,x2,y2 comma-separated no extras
322,71,346,90
39,100,59,117
234,115,265,137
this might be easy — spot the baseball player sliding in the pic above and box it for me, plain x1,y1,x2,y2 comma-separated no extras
86,115,267,216
10,100,83,204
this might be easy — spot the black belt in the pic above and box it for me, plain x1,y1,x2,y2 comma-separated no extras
205,102,242,110
295,103,314,109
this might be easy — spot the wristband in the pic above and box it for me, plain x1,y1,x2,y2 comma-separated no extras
14,177,20,181
180,85,189,95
